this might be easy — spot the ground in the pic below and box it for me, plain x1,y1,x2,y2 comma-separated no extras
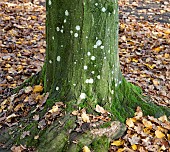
0,0,169,151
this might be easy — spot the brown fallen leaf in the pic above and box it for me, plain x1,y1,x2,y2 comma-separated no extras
33,85,43,93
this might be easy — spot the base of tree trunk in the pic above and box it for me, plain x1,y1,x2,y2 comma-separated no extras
0,75,169,151
37,114,126,152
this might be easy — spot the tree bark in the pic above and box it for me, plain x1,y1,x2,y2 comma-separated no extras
45,0,122,107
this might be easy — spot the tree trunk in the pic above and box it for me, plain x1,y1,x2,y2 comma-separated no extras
36,0,169,151
45,0,121,106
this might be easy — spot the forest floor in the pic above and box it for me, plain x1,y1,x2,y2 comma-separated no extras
0,0,169,151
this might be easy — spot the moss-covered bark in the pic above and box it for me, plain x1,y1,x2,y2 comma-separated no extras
45,0,121,106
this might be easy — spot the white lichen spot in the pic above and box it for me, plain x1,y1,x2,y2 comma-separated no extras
52,36,54,40
75,25,80,31
89,78,94,83
85,79,89,83
57,56,61,62
102,7,106,12
61,45,63,47
97,75,100,79
95,3,98,6
93,45,97,48
56,27,60,31
85,78,94,84
48,0,51,5
96,40,102,46
86,36,88,39
100,45,104,49
65,10,69,16
80,93,86,99
74,33,78,37
91,56,95,60
56,87,59,91
64,19,67,23
60,29,64,33
104,56,106,59
49,60,52,64
91,71,95,74
70,30,73,34
84,66,88,70
87,52,91,56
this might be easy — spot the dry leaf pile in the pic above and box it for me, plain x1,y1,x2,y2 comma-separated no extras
0,1,45,99
119,0,170,107
109,107,170,152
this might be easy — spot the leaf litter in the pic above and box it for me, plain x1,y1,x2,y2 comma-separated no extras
0,0,169,151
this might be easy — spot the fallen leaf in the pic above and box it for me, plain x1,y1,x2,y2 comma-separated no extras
33,85,43,93
142,119,152,129
49,105,58,113
81,112,90,123
155,130,165,138
111,139,124,146
95,104,106,114
126,118,135,128
82,146,91,152
131,144,137,150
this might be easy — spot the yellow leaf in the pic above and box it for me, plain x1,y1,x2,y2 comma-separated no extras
33,85,43,93
72,110,78,116
40,48,46,53
121,35,126,41
143,128,150,134
142,119,152,129
163,29,170,34
152,79,159,86
36,95,43,101
144,63,156,69
16,41,22,44
31,15,37,20
111,140,124,146
132,58,138,63
120,23,125,31
81,112,90,122
167,134,170,140
82,146,91,152
164,53,169,58
158,115,168,122
49,105,58,113
152,47,162,53
155,130,165,138
131,144,137,150
126,118,134,128
14,103,24,112
117,148,125,152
